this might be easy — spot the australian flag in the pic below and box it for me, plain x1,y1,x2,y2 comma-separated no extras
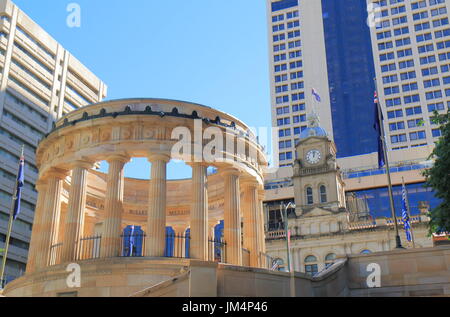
13,154,25,220
373,91,385,168
401,184,412,242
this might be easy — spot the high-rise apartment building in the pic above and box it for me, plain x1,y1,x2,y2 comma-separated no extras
267,0,379,167
267,0,450,166
264,0,445,240
371,0,450,151
0,0,107,284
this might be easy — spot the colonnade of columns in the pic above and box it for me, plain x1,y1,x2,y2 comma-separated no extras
26,154,266,274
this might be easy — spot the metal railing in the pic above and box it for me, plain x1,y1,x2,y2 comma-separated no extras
164,233,190,258
75,235,102,261
121,233,146,257
49,242,64,266
208,237,226,263
45,233,229,265
342,160,433,180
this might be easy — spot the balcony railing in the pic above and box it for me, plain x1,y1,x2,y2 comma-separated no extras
164,233,190,258
46,233,228,266
208,237,227,263
121,233,146,257
49,242,63,266
49,235,102,266
75,235,102,261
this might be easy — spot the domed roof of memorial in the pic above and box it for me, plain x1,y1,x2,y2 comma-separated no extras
298,113,328,140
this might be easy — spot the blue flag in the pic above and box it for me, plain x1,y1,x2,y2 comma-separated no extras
13,154,25,220
401,184,412,242
373,92,385,168
312,88,322,102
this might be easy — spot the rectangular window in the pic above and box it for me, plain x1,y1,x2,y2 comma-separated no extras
272,0,298,12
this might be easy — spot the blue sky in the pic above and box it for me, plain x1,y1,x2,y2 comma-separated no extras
14,0,272,179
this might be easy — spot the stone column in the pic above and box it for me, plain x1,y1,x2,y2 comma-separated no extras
222,168,242,266
294,249,302,272
190,163,209,261
101,155,129,258
241,179,260,268
146,154,170,257
36,169,66,268
61,160,93,263
25,181,48,274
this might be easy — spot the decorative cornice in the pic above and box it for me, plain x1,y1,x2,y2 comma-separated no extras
46,105,241,142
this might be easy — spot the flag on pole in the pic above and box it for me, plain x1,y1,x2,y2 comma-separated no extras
13,153,25,220
373,91,385,168
287,229,293,271
401,183,412,242
312,88,322,102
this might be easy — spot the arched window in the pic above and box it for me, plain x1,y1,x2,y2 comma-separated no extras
360,249,372,255
306,187,313,205
320,185,327,203
164,227,175,257
325,253,336,268
304,255,318,276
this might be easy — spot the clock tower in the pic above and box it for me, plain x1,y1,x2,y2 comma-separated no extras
292,113,346,215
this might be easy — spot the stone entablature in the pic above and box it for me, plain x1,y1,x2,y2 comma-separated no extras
36,98,267,183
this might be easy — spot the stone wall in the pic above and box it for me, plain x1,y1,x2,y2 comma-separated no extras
3,246,450,297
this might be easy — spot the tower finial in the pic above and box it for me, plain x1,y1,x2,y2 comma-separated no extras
307,111,320,128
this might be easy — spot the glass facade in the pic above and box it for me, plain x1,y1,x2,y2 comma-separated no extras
350,182,441,218
372,0,450,149
321,0,378,158
271,0,299,12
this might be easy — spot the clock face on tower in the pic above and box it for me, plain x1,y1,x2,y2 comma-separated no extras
305,149,321,165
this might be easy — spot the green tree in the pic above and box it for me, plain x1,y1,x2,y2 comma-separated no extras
423,110,450,234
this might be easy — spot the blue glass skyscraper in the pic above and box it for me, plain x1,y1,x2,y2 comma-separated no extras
321,0,378,158
268,0,379,164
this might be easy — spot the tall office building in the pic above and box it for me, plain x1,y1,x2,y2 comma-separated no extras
267,0,379,167
0,0,107,284
370,0,450,151
267,0,450,166
264,0,445,242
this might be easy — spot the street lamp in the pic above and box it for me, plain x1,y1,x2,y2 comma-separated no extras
282,202,296,272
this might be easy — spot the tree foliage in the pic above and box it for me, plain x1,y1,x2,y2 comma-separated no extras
423,110,450,234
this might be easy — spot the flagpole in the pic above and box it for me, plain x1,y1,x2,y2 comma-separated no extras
281,203,291,273
0,145,24,288
374,79,403,249
402,177,416,248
